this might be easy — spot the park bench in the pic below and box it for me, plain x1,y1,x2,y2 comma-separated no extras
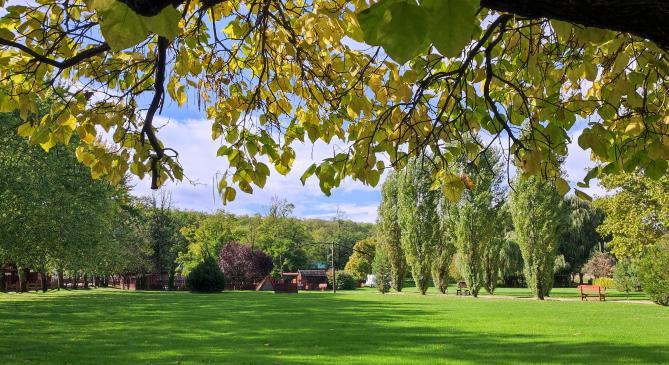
456,281,470,296
578,284,606,301
318,283,328,291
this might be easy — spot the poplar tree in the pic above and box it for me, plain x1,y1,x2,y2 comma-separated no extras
377,172,407,292
397,158,440,295
509,176,567,299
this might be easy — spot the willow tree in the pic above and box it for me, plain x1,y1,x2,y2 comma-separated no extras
376,172,406,292
397,158,440,295
509,176,567,300
0,1,666,207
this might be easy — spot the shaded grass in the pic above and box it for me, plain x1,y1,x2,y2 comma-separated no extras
1,288,668,364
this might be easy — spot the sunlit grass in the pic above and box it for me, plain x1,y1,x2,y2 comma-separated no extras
1,288,667,364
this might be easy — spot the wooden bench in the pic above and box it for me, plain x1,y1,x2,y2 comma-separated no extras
578,284,606,301
456,281,470,296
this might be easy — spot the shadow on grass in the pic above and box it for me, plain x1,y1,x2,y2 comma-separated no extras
0,290,667,364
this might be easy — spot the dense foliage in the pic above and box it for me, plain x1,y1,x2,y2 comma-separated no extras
328,270,357,291
372,246,392,294
452,149,505,297
638,239,669,306
509,176,566,300
219,243,273,289
596,174,669,258
186,256,226,293
583,252,616,279
397,158,440,295
0,0,666,213
376,172,407,292
559,197,606,283
344,238,376,281
613,259,642,294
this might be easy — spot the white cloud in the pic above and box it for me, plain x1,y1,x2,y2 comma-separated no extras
130,117,381,221
128,117,610,223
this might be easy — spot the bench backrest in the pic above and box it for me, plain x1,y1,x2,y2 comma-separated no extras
578,284,604,294
457,281,468,288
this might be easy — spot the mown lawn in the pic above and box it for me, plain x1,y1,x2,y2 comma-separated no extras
1,288,668,364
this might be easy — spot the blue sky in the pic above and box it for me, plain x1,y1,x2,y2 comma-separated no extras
130,97,606,223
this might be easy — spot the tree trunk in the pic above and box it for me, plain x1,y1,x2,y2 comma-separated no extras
578,272,584,285
83,274,89,289
40,271,48,293
57,269,64,289
0,271,4,293
73,273,78,289
168,266,176,291
480,0,669,50
17,267,28,293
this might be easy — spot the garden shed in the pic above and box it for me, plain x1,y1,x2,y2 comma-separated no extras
297,270,328,290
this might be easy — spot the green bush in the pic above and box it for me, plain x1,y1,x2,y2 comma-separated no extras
186,256,226,293
593,277,615,289
614,259,641,293
639,240,669,306
328,270,357,290
372,247,391,293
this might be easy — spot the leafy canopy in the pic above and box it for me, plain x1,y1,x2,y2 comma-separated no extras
0,0,667,203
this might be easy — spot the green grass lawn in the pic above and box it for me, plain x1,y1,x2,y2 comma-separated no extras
1,288,668,365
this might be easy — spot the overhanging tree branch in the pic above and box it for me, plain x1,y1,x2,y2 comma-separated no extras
481,0,669,50
142,36,169,190
0,38,110,68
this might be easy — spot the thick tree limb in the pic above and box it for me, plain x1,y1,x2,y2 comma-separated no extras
0,38,110,68
142,36,169,189
481,0,669,50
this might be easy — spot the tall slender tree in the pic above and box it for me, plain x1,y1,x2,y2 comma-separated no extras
432,199,456,294
453,149,505,297
397,158,440,295
509,176,567,299
377,172,407,292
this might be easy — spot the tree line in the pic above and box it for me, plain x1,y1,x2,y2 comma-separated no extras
370,150,610,300
0,112,374,292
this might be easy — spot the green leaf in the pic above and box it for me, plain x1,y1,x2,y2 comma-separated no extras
440,173,465,202
574,189,593,201
300,163,317,185
93,1,181,51
645,160,668,180
422,0,478,58
357,0,430,64
555,177,570,196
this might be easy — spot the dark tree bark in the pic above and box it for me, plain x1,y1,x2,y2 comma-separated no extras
40,271,48,293
57,269,64,289
481,0,669,50
0,271,5,292
83,274,89,289
18,267,28,293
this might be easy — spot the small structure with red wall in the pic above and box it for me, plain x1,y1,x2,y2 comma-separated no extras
297,270,328,291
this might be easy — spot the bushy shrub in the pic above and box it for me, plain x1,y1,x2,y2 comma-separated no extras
639,241,669,306
593,277,615,289
186,256,226,293
328,270,357,290
372,247,391,293
583,252,616,278
614,259,641,293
